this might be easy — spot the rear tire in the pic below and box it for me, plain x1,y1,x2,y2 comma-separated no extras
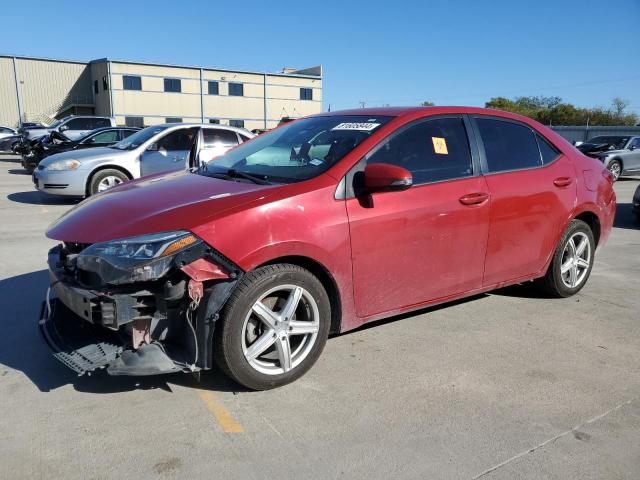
214,264,330,390
538,219,595,297
607,159,622,181
88,169,128,196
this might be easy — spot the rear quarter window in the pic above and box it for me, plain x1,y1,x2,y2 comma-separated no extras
535,133,561,164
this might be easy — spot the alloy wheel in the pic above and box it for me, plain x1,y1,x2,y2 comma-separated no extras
560,231,591,288
608,161,621,181
97,176,123,192
241,284,320,375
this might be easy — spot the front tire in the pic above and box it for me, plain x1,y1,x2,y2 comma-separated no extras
539,219,595,297
88,169,128,196
214,264,330,390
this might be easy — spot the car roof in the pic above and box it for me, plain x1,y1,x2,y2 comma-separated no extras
318,106,541,124
86,126,139,134
157,123,255,137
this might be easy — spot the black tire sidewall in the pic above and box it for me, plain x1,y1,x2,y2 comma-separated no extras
89,169,128,196
548,219,595,297
215,265,331,390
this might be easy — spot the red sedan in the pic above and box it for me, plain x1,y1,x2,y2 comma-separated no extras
41,107,616,389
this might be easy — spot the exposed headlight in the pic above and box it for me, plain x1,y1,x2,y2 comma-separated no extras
45,159,81,171
77,230,202,284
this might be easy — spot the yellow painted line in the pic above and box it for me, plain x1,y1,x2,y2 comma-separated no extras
197,390,244,433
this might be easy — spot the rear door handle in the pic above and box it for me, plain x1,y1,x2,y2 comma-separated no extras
553,177,572,188
459,192,490,206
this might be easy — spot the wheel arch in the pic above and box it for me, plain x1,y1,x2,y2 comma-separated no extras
257,255,342,335
85,164,134,196
572,210,601,246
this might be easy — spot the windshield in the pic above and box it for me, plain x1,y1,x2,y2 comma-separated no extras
47,119,63,129
203,115,392,183
110,125,170,150
586,136,629,149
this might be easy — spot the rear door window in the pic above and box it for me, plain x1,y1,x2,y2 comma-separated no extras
93,118,111,128
476,118,542,172
202,128,239,148
65,118,94,130
366,116,474,185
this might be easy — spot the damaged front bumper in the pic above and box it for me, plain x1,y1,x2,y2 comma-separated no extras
39,243,241,376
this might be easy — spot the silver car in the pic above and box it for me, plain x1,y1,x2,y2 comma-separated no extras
590,136,640,181
21,116,116,141
33,124,254,197
0,126,17,140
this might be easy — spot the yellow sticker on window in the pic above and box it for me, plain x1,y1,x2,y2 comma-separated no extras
432,137,448,155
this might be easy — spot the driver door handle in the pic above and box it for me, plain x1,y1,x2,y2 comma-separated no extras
459,192,490,206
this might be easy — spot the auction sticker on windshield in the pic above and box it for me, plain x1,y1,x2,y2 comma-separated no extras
331,122,380,131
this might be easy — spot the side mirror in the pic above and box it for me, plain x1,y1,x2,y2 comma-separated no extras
59,125,69,131
364,163,412,192
630,145,636,151
147,143,158,152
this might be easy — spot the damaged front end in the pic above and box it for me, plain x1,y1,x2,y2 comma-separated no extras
39,231,242,376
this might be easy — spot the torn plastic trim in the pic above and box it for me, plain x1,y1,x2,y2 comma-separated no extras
39,298,188,376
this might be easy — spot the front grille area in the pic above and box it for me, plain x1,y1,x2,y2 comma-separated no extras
43,183,68,189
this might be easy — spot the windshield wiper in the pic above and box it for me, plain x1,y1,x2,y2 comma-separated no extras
207,168,271,185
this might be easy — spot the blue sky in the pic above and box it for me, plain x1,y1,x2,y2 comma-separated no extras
2,0,639,115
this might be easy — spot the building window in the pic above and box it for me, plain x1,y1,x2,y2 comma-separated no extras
93,80,99,94
164,78,182,93
125,116,144,128
209,118,220,124
228,83,244,96
208,81,219,95
300,88,313,100
102,75,109,91
229,119,245,128
123,75,142,91
165,117,183,123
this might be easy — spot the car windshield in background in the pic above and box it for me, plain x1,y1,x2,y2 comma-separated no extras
110,125,170,150
203,115,392,183
587,136,629,149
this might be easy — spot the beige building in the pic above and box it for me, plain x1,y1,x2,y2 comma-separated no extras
0,55,323,131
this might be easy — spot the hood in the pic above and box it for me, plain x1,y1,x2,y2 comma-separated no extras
39,147,123,166
46,171,274,244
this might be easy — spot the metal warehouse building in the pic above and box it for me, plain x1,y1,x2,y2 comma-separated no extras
0,55,323,131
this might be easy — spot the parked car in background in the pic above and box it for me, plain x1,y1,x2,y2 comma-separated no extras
19,115,116,142
0,126,17,140
39,107,615,390
577,135,640,180
21,127,140,173
0,134,22,153
33,123,254,197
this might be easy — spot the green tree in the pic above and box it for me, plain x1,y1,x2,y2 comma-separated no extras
485,96,638,126
419,101,435,107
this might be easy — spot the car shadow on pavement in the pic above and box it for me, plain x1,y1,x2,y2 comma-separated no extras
8,169,29,175
337,293,489,337
614,203,639,230
7,191,80,206
0,270,245,394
